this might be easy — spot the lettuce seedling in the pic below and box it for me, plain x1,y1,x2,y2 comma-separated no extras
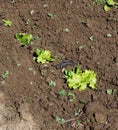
15,33,33,46
94,0,118,11
2,19,12,27
64,66,97,91
35,49,54,64
104,0,118,11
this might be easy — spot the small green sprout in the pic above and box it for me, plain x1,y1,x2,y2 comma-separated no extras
2,19,12,27
2,70,10,79
35,49,55,64
28,67,33,71
55,115,65,124
48,80,56,87
64,66,97,91
33,36,41,40
74,109,82,116
89,35,94,41
67,92,76,102
47,13,55,18
15,33,33,46
87,118,91,123
106,89,117,94
94,0,106,3
31,25,37,30
58,89,67,96
25,19,30,25
106,89,113,94
78,45,85,51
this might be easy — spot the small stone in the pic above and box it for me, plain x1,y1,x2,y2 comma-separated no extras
106,34,112,38
30,82,33,85
30,10,35,15
94,112,106,123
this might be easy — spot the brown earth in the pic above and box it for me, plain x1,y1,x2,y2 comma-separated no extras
0,0,118,130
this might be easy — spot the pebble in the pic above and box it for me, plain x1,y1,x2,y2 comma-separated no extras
94,112,106,123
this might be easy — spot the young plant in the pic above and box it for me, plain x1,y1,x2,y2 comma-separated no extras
94,0,118,11
74,109,82,116
64,66,97,91
2,19,12,27
104,0,118,11
15,33,33,46
47,13,55,18
67,92,76,102
58,89,67,96
48,80,56,87
94,0,106,3
2,70,10,79
35,49,54,64
55,115,65,124
106,89,117,94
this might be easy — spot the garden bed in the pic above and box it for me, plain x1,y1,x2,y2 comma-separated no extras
0,0,118,129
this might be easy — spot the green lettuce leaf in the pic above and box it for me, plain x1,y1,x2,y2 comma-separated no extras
35,49,54,64
64,66,97,91
15,33,33,46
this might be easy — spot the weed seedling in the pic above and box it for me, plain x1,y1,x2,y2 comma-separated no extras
106,89,113,94
78,45,85,51
47,13,55,18
31,25,37,30
89,35,94,41
15,33,33,47
2,70,10,79
2,19,12,27
35,49,55,64
106,89,117,94
55,115,65,124
33,36,41,40
48,80,56,87
94,0,106,3
67,92,76,102
25,19,30,25
58,89,67,96
28,67,33,71
74,109,82,116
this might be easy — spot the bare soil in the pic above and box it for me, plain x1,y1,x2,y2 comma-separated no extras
0,0,118,130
